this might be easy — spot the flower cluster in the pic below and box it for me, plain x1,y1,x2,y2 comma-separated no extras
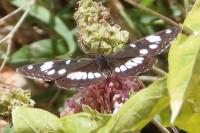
74,0,129,55
61,76,143,116
0,83,34,120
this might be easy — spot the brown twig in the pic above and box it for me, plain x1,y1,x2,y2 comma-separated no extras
0,0,35,72
123,0,193,36
0,38,12,71
0,2,27,22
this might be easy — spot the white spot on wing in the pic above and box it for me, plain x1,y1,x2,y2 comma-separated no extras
88,72,94,79
139,49,148,55
134,57,144,61
76,72,85,80
67,72,79,79
58,69,66,75
130,44,136,48
28,65,33,69
71,72,80,80
146,35,161,43
82,72,87,80
40,61,54,71
115,67,121,73
120,65,127,72
149,44,158,49
132,57,144,64
166,29,172,34
47,69,55,75
66,60,71,64
94,72,101,78
125,61,137,68
67,73,73,78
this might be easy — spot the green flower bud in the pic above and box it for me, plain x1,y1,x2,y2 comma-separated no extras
0,84,34,118
74,0,129,55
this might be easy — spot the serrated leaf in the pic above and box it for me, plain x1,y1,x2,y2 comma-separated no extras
168,0,200,124
11,0,77,56
12,107,64,133
98,77,169,133
10,39,68,65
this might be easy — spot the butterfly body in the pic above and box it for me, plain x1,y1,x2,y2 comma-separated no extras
17,27,180,88
96,55,113,77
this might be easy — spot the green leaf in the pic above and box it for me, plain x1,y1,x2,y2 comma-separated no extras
11,39,68,65
141,0,155,6
168,0,200,124
98,77,169,133
174,111,200,133
168,35,200,123
12,107,64,133
2,124,13,133
82,105,111,122
60,108,111,133
183,1,200,33
60,113,99,133
11,0,77,56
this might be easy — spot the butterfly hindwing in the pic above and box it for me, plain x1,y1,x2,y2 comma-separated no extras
111,27,180,59
111,56,155,77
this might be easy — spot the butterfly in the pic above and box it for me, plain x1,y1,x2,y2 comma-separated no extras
17,27,180,88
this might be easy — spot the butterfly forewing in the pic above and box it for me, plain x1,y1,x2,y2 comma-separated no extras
17,59,93,81
111,27,180,59
56,61,104,88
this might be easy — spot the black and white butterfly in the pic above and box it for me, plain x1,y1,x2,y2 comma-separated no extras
17,27,180,88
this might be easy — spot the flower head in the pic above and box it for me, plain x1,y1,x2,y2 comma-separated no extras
74,0,129,55
61,76,143,116
0,83,34,120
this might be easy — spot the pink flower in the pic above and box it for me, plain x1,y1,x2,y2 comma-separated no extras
61,76,143,117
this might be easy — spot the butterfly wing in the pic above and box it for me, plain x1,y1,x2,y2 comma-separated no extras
17,59,104,88
109,27,180,77
17,27,180,88
111,27,180,59
17,59,94,81
55,61,104,88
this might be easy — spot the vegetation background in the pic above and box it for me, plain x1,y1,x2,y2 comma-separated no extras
0,0,199,133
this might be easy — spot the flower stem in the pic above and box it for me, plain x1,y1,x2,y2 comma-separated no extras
139,76,159,82
152,66,167,77
152,119,171,133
